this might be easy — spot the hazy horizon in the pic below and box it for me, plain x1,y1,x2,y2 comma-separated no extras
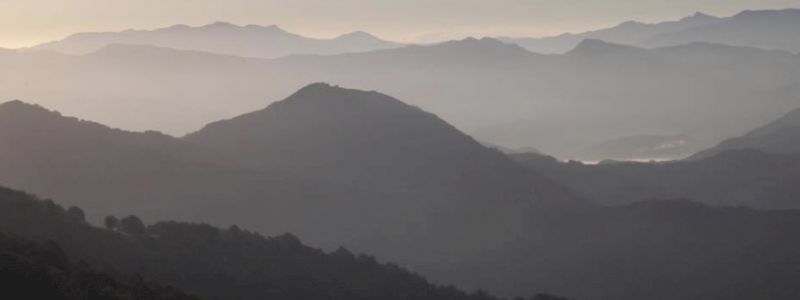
1,0,798,48
5,2,800,300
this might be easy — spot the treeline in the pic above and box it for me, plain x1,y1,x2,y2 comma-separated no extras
0,186,569,300
0,232,200,300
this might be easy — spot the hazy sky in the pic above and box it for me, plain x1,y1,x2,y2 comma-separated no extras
1,0,798,48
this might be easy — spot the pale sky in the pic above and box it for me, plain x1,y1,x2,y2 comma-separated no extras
0,0,798,48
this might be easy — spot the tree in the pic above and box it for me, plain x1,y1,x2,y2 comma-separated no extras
104,215,119,230
66,206,86,223
119,215,146,235
531,294,572,300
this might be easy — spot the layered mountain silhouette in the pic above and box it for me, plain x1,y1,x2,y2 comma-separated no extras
5,36,800,159
0,99,278,220
27,22,401,59
502,8,800,54
0,85,582,295
500,11,721,53
641,9,800,52
5,84,800,299
692,105,800,159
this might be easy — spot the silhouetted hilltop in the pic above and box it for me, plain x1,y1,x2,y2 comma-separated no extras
425,37,534,58
185,83,574,205
28,22,402,59
566,39,646,57
0,99,286,222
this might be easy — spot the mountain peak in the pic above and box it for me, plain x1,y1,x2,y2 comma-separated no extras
433,37,532,55
618,20,646,28
681,11,719,22
276,83,396,108
204,21,239,29
0,100,56,116
289,82,343,98
162,24,191,31
336,30,378,40
568,38,643,56
246,24,287,33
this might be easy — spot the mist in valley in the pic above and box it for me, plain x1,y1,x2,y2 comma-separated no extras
2,2,800,300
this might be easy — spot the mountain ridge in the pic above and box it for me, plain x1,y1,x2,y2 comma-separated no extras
27,21,402,59
691,106,800,159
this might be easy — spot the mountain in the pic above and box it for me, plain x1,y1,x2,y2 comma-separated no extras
182,83,581,267
27,22,402,59
0,186,568,300
692,105,800,159
0,87,581,296
184,83,563,200
264,38,800,159
0,99,369,229
509,104,800,209
641,9,800,53
512,149,800,209
502,9,800,54
0,232,201,300
5,87,800,299
499,11,722,53
5,37,800,159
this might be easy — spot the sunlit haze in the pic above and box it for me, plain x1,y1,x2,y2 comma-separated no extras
0,0,797,48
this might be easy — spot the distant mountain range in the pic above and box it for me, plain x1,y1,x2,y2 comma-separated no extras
3,36,799,160
691,105,800,159
500,11,721,53
511,104,800,209
514,149,800,209
23,8,800,59
501,8,800,54
26,22,402,59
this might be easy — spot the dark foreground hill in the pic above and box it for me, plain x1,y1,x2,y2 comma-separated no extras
0,232,201,300
4,182,800,300
0,186,568,300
